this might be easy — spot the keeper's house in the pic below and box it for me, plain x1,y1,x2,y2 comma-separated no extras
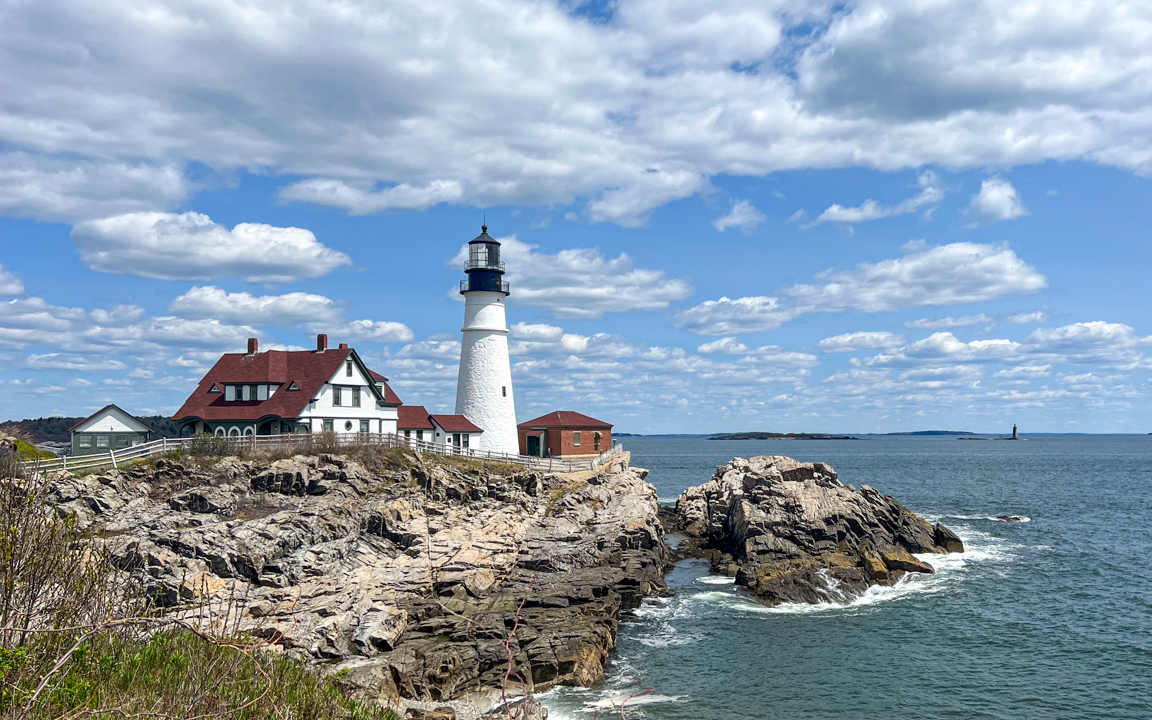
173,335,401,437
518,411,612,458
70,404,151,456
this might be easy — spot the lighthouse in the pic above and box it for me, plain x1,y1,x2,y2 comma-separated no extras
455,226,519,454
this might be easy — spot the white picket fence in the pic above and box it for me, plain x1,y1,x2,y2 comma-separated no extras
19,432,625,477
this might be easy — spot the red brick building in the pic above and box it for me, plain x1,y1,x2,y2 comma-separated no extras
517,411,612,458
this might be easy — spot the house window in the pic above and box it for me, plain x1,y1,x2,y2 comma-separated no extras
116,435,131,448
573,431,581,446
352,386,361,407
242,385,251,401
346,360,353,377
403,430,410,438
287,382,300,391
208,384,221,394
332,387,342,406
502,386,506,397
225,385,236,401
360,420,369,433
257,384,269,401
78,435,92,448
345,420,353,431
416,430,423,441
96,435,110,448
453,433,461,447
323,419,334,432
462,434,470,449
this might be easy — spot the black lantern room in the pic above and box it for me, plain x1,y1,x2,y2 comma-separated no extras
461,225,510,295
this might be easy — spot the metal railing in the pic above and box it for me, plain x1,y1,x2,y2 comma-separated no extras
464,259,505,272
459,280,510,293
19,433,625,477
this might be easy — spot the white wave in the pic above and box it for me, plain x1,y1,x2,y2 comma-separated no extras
939,513,1032,523
694,575,736,585
585,693,689,709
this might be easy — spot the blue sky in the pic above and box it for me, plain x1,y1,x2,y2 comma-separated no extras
2,0,1152,433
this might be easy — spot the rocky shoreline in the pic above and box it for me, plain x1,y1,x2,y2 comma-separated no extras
669,455,964,605
43,448,669,718
40,449,961,716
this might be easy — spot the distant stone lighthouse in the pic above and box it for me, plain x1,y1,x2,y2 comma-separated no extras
455,226,519,454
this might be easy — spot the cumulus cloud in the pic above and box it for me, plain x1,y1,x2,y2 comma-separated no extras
170,286,340,325
510,323,565,342
713,199,766,233
964,177,1028,227
994,364,1051,379
71,212,352,283
335,320,415,344
451,235,692,319
904,314,994,329
807,172,943,226
818,331,906,352
676,241,1047,335
280,179,464,214
1007,311,1049,324
0,265,24,295
4,2,1152,224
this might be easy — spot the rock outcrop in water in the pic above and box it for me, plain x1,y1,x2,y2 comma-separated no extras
673,456,963,605
43,449,668,713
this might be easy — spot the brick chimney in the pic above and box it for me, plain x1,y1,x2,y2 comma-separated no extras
338,343,348,349
247,337,258,355
316,333,328,352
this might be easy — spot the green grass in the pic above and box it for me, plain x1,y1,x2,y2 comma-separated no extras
13,440,54,461
1,630,398,720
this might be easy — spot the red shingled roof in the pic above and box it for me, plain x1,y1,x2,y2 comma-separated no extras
397,405,435,430
518,411,612,429
430,414,483,432
173,348,399,422
367,369,403,405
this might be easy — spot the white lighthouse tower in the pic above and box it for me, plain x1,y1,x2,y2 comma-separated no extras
455,226,519,454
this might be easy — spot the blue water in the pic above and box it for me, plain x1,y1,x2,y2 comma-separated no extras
541,434,1152,720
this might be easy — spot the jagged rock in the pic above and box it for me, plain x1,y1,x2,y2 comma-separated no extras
41,449,665,708
676,456,963,605
481,698,548,720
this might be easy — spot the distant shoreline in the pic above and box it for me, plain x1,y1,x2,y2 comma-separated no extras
707,432,858,441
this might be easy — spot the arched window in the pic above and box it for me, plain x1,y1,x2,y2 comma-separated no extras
214,427,225,437
243,426,254,436
228,426,240,437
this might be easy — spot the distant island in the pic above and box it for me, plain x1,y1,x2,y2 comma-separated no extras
882,431,978,436
708,432,858,440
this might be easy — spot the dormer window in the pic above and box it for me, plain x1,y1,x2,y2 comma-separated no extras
208,384,221,394
241,385,251,401
287,382,300,391
225,385,236,401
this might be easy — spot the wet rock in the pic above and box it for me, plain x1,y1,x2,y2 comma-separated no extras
676,456,963,605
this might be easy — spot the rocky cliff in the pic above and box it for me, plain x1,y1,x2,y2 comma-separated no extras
44,449,668,712
674,455,963,605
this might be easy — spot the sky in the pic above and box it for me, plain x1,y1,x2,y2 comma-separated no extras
2,0,1152,434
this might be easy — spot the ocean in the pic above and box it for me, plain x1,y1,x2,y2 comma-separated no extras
539,434,1152,720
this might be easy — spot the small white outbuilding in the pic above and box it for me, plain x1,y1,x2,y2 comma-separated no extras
70,404,151,456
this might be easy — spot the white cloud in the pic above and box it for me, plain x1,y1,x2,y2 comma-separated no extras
867,332,1021,366
994,364,1051,379
713,199,766,233
510,323,565,342
5,2,1152,225
26,353,126,371
1007,311,1049,324
964,177,1028,227
676,241,1047,335
452,235,692,319
904,314,994,329
808,172,943,226
71,212,352,283
818,331,906,352
279,179,464,214
0,154,188,223
169,286,340,325
334,320,415,344
0,265,24,295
